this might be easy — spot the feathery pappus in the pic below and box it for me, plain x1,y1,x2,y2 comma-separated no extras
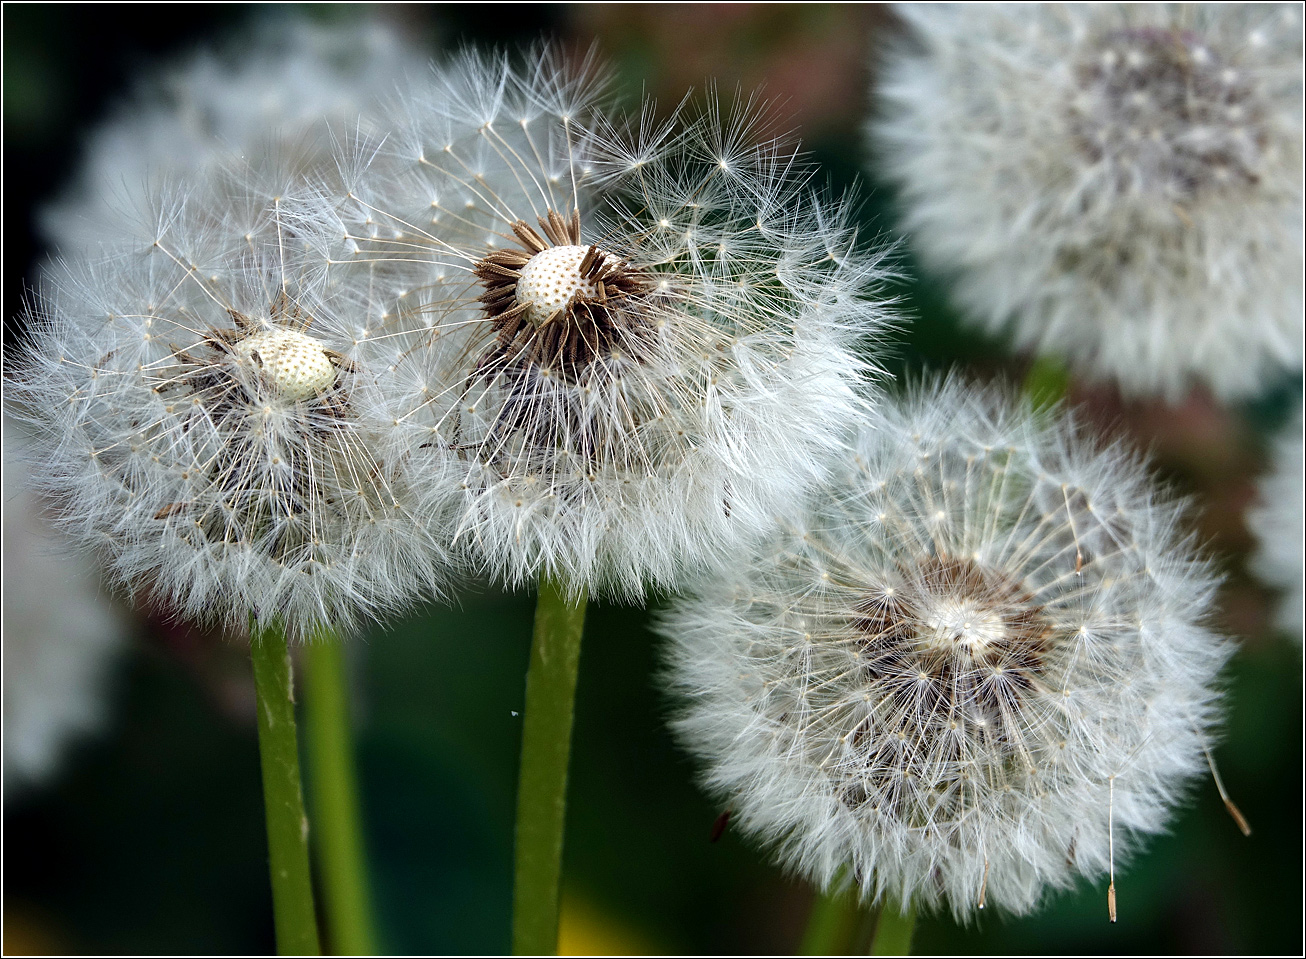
662,376,1235,919
874,3,1303,401
9,193,459,638
294,47,895,597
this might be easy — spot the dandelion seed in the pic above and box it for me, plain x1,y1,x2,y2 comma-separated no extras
293,47,894,598
662,376,1233,919
874,4,1304,400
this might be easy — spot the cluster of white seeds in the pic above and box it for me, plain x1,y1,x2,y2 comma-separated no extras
294,48,893,598
875,3,1303,400
10,192,459,639
663,378,1231,919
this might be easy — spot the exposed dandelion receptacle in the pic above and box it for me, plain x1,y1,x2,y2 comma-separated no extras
662,377,1233,920
874,3,1304,400
470,213,653,381
296,48,894,597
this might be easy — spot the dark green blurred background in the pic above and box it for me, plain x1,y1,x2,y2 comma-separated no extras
3,4,1301,955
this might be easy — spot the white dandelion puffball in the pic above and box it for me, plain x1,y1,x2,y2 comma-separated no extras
874,4,1304,401
663,377,1232,919
41,12,427,257
298,49,894,598
1247,405,1304,637
8,195,459,639
3,422,127,794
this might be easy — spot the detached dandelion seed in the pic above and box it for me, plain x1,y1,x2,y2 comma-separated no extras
663,377,1234,920
874,4,1304,400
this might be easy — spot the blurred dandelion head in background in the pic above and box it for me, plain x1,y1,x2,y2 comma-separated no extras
2,423,127,794
874,3,1304,400
296,47,894,597
41,13,428,258
1247,404,1304,637
663,377,1232,919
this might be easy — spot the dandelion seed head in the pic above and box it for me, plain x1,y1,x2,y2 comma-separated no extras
874,4,1304,400
9,194,457,639
662,376,1232,919
294,47,894,597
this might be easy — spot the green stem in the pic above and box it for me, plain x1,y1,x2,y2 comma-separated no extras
302,632,380,956
869,903,916,956
799,879,884,955
250,616,321,956
511,574,589,955
799,885,863,955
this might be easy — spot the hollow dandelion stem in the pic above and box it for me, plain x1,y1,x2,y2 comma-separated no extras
302,632,380,955
250,614,321,956
800,877,878,955
512,574,589,955
870,903,917,956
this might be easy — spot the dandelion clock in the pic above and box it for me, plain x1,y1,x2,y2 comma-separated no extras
297,47,893,598
875,4,1304,400
663,377,1237,928
9,197,455,639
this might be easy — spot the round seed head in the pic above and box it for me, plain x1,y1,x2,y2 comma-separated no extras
7,197,459,639
296,48,894,597
663,377,1233,919
874,3,1304,400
